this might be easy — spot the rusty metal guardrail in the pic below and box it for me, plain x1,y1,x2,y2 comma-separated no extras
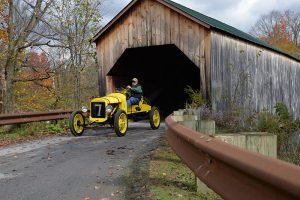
0,110,73,125
166,116,300,200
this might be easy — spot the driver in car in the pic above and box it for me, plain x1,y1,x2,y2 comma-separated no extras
126,78,143,107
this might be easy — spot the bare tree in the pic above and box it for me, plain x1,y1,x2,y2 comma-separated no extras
250,9,300,47
250,9,300,57
250,10,282,38
0,0,54,114
47,0,102,109
283,10,300,46
0,0,102,113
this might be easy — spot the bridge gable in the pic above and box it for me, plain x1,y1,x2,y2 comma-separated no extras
95,0,211,96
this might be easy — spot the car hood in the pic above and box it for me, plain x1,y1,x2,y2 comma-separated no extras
91,93,126,104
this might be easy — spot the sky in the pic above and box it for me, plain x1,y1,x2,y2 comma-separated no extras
100,0,300,32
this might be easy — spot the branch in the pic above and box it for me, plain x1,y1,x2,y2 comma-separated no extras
31,30,60,41
46,42,70,49
18,40,69,50
38,17,69,37
13,72,52,83
15,0,43,48
23,0,35,9
13,76,50,83
32,80,54,92
15,0,54,49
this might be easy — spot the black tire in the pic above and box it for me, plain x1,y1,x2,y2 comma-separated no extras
114,110,128,137
149,107,160,130
69,111,85,137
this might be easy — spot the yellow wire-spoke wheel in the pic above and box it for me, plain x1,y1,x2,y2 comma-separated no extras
74,114,84,133
114,110,128,137
149,107,161,130
118,113,128,134
70,111,85,136
153,110,160,127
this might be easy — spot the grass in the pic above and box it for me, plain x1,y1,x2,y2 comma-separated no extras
215,126,232,134
149,139,222,200
0,120,69,147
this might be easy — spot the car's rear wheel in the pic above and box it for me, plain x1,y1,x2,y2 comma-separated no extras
114,110,128,137
70,111,85,136
149,107,160,130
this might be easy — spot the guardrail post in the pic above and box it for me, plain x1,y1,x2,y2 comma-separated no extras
196,119,216,194
197,120,215,135
172,110,216,194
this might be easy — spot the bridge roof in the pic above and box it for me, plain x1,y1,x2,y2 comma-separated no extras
93,0,300,62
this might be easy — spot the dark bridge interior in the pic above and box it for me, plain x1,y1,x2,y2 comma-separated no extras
107,44,201,116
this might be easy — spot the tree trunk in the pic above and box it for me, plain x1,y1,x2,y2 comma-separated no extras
74,67,80,109
0,66,5,113
71,61,79,109
3,57,15,113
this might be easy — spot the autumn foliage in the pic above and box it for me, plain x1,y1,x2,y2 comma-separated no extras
0,0,8,45
14,52,57,112
251,10,300,58
262,17,300,56
0,0,101,114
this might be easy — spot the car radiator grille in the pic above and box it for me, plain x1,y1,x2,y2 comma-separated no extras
91,102,106,118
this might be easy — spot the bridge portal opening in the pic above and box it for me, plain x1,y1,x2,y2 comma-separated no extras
107,44,201,116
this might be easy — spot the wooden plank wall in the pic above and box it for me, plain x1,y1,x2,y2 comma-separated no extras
211,31,300,118
95,0,210,95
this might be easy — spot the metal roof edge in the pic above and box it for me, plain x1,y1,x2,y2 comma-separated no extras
164,0,300,62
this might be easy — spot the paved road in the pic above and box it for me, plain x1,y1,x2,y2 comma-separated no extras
0,122,165,200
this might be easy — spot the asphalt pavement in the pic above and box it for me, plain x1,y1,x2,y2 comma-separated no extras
0,122,165,200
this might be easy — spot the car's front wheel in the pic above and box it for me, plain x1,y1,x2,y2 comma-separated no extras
70,111,85,136
114,110,128,137
149,107,160,130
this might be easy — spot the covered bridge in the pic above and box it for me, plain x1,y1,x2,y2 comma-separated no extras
92,0,300,117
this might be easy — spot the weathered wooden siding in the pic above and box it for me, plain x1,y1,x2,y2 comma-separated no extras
95,0,210,95
211,31,300,118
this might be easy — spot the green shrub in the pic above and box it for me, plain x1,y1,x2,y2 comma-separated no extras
257,111,281,133
255,104,300,165
184,86,206,108
275,102,291,121
45,124,64,134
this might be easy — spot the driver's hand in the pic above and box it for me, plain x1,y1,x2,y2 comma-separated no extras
126,85,131,89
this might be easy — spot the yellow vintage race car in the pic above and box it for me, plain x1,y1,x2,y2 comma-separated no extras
69,93,161,137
